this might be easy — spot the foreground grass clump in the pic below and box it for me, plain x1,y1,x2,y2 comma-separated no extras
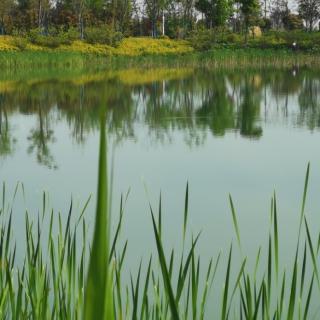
0,111,319,319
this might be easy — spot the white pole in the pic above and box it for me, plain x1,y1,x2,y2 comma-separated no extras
162,11,165,36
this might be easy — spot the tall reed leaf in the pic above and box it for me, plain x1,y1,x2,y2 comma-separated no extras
287,253,298,320
221,244,232,320
150,209,180,320
304,217,320,289
298,163,310,239
84,114,113,320
183,183,189,243
229,195,241,250
273,192,279,283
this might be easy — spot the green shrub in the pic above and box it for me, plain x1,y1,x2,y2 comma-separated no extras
11,37,28,50
158,34,170,40
259,17,272,31
187,28,215,51
65,27,80,42
225,33,241,43
27,28,80,48
283,14,303,30
28,29,60,48
55,27,80,44
84,26,123,47
187,28,242,50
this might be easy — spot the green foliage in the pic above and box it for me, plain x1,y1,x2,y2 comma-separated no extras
84,26,123,47
187,29,320,52
283,13,304,30
187,27,241,50
10,37,28,50
158,34,170,40
239,0,261,33
259,17,272,31
298,0,320,31
195,0,233,28
187,28,215,50
27,28,78,48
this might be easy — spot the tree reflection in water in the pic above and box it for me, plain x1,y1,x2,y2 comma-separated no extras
0,67,320,167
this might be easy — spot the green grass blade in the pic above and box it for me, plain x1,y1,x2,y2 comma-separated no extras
183,182,189,243
273,192,279,283
304,217,320,289
303,275,314,320
150,208,180,320
221,244,232,320
300,242,307,296
84,114,113,320
298,163,310,239
287,253,298,320
229,195,241,250
227,257,247,318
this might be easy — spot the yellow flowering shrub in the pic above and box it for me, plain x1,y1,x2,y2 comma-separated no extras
0,36,193,56
59,41,114,55
0,36,18,51
114,37,193,56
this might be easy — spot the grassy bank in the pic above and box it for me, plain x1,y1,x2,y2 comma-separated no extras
1,48,320,71
0,115,319,319
1,35,320,69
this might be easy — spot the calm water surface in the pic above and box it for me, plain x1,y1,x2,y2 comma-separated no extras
1,67,320,300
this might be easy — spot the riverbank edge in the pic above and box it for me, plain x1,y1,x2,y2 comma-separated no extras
1,37,320,69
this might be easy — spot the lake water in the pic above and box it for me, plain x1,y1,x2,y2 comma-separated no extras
1,66,320,315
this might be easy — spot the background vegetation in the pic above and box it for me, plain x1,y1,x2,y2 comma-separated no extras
0,0,320,55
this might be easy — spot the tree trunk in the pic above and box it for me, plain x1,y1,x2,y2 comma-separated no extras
245,20,248,44
38,0,42,30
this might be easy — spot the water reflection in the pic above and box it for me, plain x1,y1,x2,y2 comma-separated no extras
0,94,15,158
1,67,320,167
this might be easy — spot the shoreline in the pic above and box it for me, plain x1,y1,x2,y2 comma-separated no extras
1,50,319,70
1,36,320,69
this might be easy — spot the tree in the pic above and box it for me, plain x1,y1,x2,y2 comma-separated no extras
181,0,196,34
144,0,158,36
195,0,233,28
52,0,78,30
298,0,320,31
71,0,103,38
0,0,13,34
104,0,133,34
269,0,287,29
283,13,303,30
12,0,32,31
71,0,86,38
239,0,260,41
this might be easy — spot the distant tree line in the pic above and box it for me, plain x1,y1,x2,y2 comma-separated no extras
0,0,319,39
